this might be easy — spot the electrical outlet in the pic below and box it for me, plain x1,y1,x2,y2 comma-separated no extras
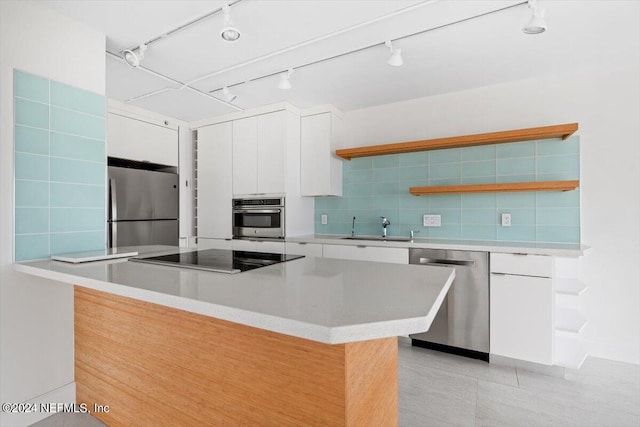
501,213,511,227
423,214,441,227
321,214,328,225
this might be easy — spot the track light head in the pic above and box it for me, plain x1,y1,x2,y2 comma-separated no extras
221,4,241,42
385,41,403,67
123,44,147,68
222,86,237,103
523,0,547,34
278,68,294,90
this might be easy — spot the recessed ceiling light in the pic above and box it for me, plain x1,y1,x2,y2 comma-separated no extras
220,4,241,42
123,44,147,68
385,41,403,67
278,68,294,90
523,0,547,34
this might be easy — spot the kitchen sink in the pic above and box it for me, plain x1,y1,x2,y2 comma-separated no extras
341,236,412,242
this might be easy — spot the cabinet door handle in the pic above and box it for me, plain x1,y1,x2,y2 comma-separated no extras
356,245,367,248
419,258,475,267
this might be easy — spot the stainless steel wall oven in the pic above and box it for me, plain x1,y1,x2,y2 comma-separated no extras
232,197,285,239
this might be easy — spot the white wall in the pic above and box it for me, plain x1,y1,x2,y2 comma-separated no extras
0,1,105,425
344,65,640,364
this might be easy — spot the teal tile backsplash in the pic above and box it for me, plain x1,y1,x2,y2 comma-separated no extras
15,153,49,180
14,70,106,261
50,157,105,185
316,137,581,244
15,71,49,103
15,98,49,128
50,80,106,117
51,132,105,162
15,125,49,154
50,106,105,140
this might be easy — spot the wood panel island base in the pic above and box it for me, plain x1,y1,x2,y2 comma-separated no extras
75,287,398,426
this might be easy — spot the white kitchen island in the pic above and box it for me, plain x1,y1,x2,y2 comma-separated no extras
15,246,454,427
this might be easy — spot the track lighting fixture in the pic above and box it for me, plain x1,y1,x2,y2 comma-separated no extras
523,0,547,34
385,41,403,67
222,86,237,102
123,44,147,68
277,68,294,90
220,4,241,42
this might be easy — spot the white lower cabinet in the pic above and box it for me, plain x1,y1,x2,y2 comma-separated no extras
197,238,233,250
285,242,323,257
490,253,587,368
322,244,408,264
232,239,285,254
490,272,554,365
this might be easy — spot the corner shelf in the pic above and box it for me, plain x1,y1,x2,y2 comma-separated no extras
556,308,588,334
555,334,588,370
556,278,587,296
409,180,579,196
336,123,578,160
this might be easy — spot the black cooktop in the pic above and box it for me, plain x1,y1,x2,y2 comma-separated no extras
129,249,304,274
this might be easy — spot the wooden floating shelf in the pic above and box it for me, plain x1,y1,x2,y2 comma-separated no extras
409,180,580,196
336,123,578,160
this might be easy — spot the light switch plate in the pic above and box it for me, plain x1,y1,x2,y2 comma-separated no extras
423,214,441,227
321,214,328,225
501,213,511,227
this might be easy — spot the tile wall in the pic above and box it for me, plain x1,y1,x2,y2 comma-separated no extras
14,70,106,261
315,136,580,244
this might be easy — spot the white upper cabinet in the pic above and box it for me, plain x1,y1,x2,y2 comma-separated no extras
107,112,179,166
257,111,286,194
194,104,313,236
232,111,286,195
301,111,343,196
197,122,233,239
232,116,258,195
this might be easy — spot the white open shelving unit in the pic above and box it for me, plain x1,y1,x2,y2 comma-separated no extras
554,260,588,370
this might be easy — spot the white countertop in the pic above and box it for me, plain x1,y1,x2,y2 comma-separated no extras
286,234,588,257
14,245,455,345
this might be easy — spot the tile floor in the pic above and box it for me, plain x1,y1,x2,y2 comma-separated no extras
31,338,640,427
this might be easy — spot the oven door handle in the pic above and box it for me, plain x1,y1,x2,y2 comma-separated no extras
233,209,281,214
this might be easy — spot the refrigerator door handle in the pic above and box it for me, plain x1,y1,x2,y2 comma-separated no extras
109,178,118,222
109,178,118,248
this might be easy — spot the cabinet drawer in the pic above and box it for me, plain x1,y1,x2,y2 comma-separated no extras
232,239,285,254
231,239,256,252
323,245,408,264
254,240,285,254
491,253,553,277
285,242,323,257
197,238,232,250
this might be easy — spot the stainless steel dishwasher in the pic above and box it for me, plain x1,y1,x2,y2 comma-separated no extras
409,248,489,361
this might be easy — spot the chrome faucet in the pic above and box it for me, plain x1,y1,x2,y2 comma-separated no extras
351,216,356,237
410,230,420,240
381,216,390,238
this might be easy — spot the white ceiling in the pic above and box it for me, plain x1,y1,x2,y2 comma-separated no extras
44,0,640,122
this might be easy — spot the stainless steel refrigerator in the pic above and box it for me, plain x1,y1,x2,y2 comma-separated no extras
108,163,179,248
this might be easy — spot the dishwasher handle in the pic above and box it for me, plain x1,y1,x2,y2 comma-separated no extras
419,257,475,267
